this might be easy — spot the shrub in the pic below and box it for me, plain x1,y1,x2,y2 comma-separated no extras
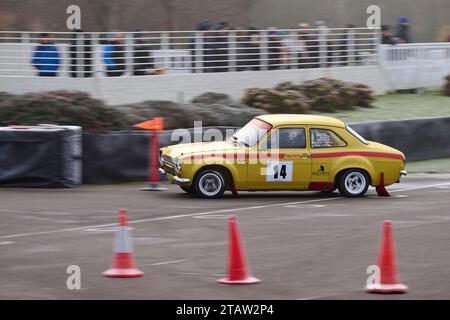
0,91,128,132
241,88,311,114
300,78,359,112
0,91,267,132
352,83,375,108
190,92,233,105
242,77,375,113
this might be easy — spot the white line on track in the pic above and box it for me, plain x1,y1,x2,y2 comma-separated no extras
192,214,228,219
0,241,14,245
146,259,188,266
1,181,449,241
85,228,117,232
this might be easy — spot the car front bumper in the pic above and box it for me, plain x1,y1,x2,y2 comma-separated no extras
159,167,191,184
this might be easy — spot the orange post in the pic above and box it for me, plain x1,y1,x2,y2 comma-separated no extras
134,118,166,191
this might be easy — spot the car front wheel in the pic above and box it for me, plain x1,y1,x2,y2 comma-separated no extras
337,169,369,197
194,169,226,199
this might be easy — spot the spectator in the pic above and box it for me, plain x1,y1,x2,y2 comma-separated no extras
339,24,356,66
103,32,126,77
31,33,61,77
381,25,399,45
132,30,154,76
267,28,283,70
236,29,250,71
190,21,212,73
211,21,230,72
246,29,261,71
70,29,93,78
295,23,313,68
395,16,411,43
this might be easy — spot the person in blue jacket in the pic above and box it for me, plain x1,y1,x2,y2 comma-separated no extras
31,33,61,77
103,32,126,77
395,16,411,43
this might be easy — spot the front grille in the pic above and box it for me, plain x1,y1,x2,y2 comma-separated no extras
162,154,173,165
164,165,175,175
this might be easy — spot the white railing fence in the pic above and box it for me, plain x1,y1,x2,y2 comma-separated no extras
380,43,450,90
0,28,379,77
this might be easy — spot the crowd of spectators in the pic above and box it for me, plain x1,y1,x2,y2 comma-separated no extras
30,17,416,77
381,16,412,45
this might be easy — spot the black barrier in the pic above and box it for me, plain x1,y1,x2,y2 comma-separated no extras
351,117,450,161
82,127,237,184
0,126,82,187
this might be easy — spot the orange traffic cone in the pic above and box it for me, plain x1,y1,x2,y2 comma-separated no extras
366,221,408,293
217,215,260,285
376,172,390,197
103,209,144,278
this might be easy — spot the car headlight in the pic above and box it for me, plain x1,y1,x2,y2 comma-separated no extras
159,152,164,165
175,158,182,170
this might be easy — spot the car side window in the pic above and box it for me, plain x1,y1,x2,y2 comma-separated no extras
267,128,306,149
310,128,347,148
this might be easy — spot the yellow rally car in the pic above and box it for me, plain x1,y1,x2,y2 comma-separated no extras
159,114,407,199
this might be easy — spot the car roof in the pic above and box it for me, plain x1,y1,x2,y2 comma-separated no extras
256,114,346,128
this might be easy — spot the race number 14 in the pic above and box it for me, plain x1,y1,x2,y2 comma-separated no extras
266,161,293,182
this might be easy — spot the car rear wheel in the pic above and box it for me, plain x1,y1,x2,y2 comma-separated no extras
194,169,226,199
337,169,369,197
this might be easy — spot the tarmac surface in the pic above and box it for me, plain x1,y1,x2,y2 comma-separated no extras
1,173,450,299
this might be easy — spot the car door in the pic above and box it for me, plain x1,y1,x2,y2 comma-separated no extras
246,126,312,190
308,126,348,188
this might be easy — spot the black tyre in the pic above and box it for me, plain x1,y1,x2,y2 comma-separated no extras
337,169,370,197
180,185,195,193
321,187,337,193
194,169,226,199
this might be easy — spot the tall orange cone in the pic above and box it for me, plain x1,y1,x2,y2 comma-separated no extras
376,172,390,197
217,215,260,285
103,209,144,278
134,117,167,191
366,221,408,293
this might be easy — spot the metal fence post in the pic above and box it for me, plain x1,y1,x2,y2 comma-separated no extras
319,27,327,68
229,31,237,72
161,32,170,72
21,32,30,76
195,32,203,73
94,35,103,77
348,29,355,66
260,30,268,71
77,32,83,77
124,32,133,76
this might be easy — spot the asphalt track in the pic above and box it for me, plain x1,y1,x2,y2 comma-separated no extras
1,173,450,299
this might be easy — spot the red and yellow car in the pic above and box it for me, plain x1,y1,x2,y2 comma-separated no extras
159,114,407,198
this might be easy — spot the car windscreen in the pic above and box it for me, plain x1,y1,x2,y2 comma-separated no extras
346,125,369,144
232,118,273,147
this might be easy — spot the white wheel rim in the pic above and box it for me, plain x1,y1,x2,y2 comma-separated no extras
344,172,366,195
199,173,222,196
